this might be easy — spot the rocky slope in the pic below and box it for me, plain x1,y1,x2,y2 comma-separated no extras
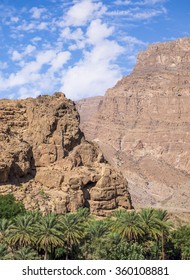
77,37,190,219
0,93,132,216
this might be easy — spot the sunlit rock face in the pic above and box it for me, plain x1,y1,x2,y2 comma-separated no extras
77,37,190,220
0,93,132,216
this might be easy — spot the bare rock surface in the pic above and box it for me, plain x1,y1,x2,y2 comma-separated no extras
77,37,190,219
0,93,132,216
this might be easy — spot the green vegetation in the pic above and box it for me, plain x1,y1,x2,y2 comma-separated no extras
0,194,25,219
0,197,189,260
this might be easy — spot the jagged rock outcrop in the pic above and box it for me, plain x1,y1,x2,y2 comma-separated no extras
0,93,132,216
77,37,190,219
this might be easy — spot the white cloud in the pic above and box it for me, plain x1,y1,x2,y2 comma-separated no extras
0,0,169,100
106,10,130,16
59,19,114,51
138,0,166,5
17,22,36,31
114,0,166,5
24,45,36,55
17,20,49,32
63,0,106,27
133,8,166,19
11,44,36,61
38,22,48,30
86,19,114,45
17,87,41,99
60,27,84,41
107,8,166,19
114,0,131,5
0,48,72,99
61,39,124,100
11,17,19,23
11,50,22,61
50,51,71,70
122,35,147,46
30,7,47,19
31,37,42,44
3,50,56,89
59,27,85,51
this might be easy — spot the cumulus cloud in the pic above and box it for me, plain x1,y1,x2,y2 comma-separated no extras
11,51,22,61
0,49,71,98
63,0,106,26
0,0,169,99
50,51,71,70
86,19,114,45
60,27,84,42
61,39,124,100
11,45,36,61
17,20,49,32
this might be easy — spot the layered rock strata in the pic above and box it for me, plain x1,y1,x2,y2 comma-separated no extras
0,93,132,216
77,37,190,218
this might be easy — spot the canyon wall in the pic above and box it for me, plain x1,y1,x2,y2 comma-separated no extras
77,37,190,220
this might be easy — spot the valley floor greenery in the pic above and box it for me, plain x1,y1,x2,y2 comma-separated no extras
0,194,189,260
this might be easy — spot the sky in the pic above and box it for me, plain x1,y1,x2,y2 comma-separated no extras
0,0,189,101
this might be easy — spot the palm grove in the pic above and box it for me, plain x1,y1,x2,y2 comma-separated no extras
0,194,189,260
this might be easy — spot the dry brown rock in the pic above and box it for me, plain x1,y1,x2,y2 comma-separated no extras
77,37,190,219
0,93,132,216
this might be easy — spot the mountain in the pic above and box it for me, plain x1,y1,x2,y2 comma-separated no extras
0,93,132,216
77,37,190,220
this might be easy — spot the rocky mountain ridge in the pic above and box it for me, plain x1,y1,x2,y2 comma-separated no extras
0,93,132,216
77,37,190,221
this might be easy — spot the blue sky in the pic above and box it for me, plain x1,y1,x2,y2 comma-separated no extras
0,0,189,100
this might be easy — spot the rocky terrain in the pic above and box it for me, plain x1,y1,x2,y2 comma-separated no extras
77,37,190,221
0,93,132,216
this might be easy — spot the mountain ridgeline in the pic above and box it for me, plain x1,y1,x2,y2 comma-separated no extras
77,37,190,221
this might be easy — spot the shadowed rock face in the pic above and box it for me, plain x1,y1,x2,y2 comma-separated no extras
77,37,190,220
0,93,132,216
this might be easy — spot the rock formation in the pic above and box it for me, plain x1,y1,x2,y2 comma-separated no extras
0,93,132,216
77,37,190,220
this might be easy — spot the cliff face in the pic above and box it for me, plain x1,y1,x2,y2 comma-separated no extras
0,93,132,216
77,38,190,218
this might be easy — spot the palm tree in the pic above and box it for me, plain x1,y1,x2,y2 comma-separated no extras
59,213,85,259
7,214,36,248
0,243,8,259
75,207,90,222
139,208,162,243
13,247,40,260
0,218,13,244
153,209,173,260
35,214,64,260
112,210,145,241
81,218,110,259
139,208,163,259
86,219,109,239
26,211,42,223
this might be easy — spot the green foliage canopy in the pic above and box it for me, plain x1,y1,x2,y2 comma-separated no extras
0,194,25,219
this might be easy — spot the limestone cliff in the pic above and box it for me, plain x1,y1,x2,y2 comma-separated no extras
0,93,132,216
77,37,190,220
